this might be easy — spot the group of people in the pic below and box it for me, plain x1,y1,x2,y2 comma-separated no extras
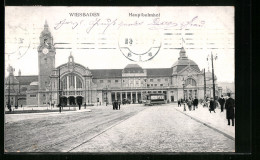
113,100,121,110
178,97,199,111
178,93,235,126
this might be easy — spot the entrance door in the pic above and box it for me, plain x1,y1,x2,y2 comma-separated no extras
60,97,68,106
76,96,83,105
171,96,174,102
69,96,75,105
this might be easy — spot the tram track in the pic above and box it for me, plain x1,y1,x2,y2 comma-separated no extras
35,107,147,152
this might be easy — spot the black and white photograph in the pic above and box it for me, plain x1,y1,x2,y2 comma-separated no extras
4,6,235,153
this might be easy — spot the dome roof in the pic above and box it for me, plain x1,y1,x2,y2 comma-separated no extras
172,59,199,67
123,64,144,73
171,47,200,72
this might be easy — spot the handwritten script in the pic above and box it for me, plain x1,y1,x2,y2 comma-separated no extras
54,16,205,34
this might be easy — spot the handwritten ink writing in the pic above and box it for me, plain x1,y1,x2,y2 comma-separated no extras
54,19,79,30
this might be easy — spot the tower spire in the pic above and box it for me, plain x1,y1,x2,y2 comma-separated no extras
179,47,188,60
44,20,49,29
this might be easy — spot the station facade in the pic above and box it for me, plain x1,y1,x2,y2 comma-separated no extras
5,22,222,107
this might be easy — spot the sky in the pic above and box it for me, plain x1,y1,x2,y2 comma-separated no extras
5,6,234,82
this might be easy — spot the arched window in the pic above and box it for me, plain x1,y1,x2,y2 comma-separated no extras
185,78,196,86
61,74,83,90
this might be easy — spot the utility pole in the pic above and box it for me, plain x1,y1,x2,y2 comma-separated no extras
8,73,11,112
58,67,61,113
207,52,217,102
211,52,216,102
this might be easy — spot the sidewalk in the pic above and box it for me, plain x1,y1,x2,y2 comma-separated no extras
174,103,235,140
5,107,92,124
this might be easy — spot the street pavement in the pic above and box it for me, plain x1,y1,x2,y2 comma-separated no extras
5,103,235,152
71,104,234,152
174,103,235,139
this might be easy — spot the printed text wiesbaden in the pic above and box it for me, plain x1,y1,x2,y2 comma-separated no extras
69,13,100,17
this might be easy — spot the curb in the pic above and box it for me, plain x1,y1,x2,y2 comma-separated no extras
174,108,235,141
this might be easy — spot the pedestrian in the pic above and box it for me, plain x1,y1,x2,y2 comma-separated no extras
218,95,225,112
209,97,216,113
118,100,121,110
187,97,192,111
78,103,81,110
115,100,118,110
84,102,87,109
113,101,115,110
193,97,198,109
178,100,181,107
225,93,235,126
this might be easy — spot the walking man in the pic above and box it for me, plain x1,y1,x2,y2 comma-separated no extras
219,95,225,112
193,97,198,110
113,101,115,110
225,93,235,126
209,97,216,113
118,100,121,110
178,100,181,107
187,97,192,111
78,103,81,110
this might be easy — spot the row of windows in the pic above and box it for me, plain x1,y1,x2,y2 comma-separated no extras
150,78,168,82
100,79,119,83
147,84,164,87
99,78,168,83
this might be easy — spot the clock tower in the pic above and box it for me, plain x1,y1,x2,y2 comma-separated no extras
37,21,56,104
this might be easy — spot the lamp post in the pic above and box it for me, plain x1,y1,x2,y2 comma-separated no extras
8,73,11,112
203,68,206,100
58,67,61,113
182,77,185,100
182,77,186,111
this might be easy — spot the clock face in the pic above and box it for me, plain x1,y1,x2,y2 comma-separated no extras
42,48,49,54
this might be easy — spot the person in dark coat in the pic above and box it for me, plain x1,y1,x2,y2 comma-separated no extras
187,97,192,111
209,98,216,113
218,95,225,112
178,100,181,107
78,103,81,110
115,100,118,110
193,97,198,110
113,101,115,110
225,93,235,126
118,100,121,110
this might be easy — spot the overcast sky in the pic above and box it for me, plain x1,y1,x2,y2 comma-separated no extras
5,6,234,82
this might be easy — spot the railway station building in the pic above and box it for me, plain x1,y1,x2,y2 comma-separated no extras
5,22,222,107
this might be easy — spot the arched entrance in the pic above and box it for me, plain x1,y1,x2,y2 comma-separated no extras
76,96,83,105
60,97,67,106
68,96,76,105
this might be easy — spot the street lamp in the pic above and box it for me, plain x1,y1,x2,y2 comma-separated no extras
58,67,61,113
182,77,185,101
182,77,186,111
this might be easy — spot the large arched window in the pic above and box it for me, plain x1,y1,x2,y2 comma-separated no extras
61,74,83,90
185,78,196,86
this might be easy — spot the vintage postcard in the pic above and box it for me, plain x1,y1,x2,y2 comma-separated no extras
4,6,235,152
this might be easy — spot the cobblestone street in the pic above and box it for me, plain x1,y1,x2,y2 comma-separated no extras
71,104,234,152
5,104,234,153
